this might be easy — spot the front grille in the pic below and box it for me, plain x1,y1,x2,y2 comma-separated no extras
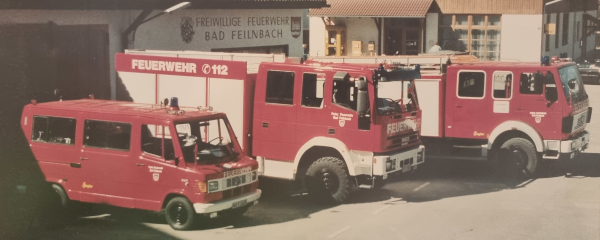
221,184,252,200
387,132,419,149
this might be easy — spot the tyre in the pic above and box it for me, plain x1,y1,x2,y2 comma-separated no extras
165,197,196,230
305,157,351,204
495,138,539,179
52,184,69,207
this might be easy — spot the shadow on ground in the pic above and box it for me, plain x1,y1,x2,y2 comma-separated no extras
15,153,600,238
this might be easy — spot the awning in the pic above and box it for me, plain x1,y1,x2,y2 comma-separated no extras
309,0,434,18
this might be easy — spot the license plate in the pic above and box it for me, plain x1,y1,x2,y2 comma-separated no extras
232,199,247,209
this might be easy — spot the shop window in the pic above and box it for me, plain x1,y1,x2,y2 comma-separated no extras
32,116,76,145
562,13,569,46
325,26,346,56
265,70,295,105
520,72,543,95
141,124,175,160
84,120,131,151
492,72,513,99
439,15,501,60
457,71,485,98
301,73,325,108
555,13,560,49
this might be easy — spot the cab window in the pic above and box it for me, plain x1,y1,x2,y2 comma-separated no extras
520,72,543,94
141,124,175,160
301,73,325,108
332,72,358,111
84,120,131,151
32,116,76,145
457,71,485,98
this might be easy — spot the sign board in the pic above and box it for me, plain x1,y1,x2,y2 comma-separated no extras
545,23,556,35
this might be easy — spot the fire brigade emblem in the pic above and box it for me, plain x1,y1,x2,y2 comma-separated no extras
180,17,195,43
339,119,346,127
290,17,301,38
153,173,160,181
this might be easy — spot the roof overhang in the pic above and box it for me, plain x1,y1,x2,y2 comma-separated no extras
309,0,435,18
0,0,329,10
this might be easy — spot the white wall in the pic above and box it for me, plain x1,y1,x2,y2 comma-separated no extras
501,14,543,62
309,16,326,57
133,9,305,58
425,13,439,51
0,10,130,100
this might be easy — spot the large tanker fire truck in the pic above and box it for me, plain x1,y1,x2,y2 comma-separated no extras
116,50,425,203
21,97,260,230
312,55,591,177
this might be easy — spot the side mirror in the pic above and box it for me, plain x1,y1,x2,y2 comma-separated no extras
355,78,369,116
568,79,577,90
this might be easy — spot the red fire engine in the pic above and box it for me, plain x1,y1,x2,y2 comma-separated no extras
116,51,425,203
311,55,591,177
21,98,260,230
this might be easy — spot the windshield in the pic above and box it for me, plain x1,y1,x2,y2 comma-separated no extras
175,118,238,164
558,65,588,104
376,80,418,115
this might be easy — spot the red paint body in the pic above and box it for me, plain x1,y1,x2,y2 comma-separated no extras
116,52,425,185
21,100,259,212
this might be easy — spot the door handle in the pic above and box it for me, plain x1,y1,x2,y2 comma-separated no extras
455,105,462,108
262,122,269,128
517,107,524,111
136,163,145,167
70,163,81,168
80,157,88,160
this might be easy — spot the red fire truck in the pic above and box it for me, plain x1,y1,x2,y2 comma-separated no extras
415,58,591,177
116,51,424,203
21,98,260,230
312,55,591,177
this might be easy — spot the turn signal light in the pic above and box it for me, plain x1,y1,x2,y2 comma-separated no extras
197,181,207,193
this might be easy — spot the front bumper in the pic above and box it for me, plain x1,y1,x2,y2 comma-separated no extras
543,131,589,160
193,189,261,214
373,145,425,177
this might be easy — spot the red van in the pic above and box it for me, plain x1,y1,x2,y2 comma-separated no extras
20,97,261,230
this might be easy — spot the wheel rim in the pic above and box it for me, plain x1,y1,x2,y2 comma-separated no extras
317,169,340,194
168,203,188,226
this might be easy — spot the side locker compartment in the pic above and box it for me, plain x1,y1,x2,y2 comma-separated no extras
414,75,444,138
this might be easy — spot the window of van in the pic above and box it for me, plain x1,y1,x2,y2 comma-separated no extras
301,73,325,108
32,116,76,145
141,124,176,160
84,120,132,151
520,72,543,94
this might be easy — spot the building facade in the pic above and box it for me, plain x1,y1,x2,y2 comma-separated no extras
309,0,598,62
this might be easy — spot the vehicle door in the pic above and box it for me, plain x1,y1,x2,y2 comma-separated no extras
134,122,180,211
79,117,134,208
255,70,298,162
446,70,490,139
512,69,561,136
295,72,330,147
29,114,81,199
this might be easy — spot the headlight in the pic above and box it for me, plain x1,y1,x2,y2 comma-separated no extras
251,171,257,181
385,158,394,171
208,181,219,192
417,151,424,162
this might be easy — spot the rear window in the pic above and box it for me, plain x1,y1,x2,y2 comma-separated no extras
32,116,76,145
84,120,132,151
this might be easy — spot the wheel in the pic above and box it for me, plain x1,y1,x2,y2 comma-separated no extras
495,138,539,179
52,184,69,207
165,197,196,230
305,157,351,204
